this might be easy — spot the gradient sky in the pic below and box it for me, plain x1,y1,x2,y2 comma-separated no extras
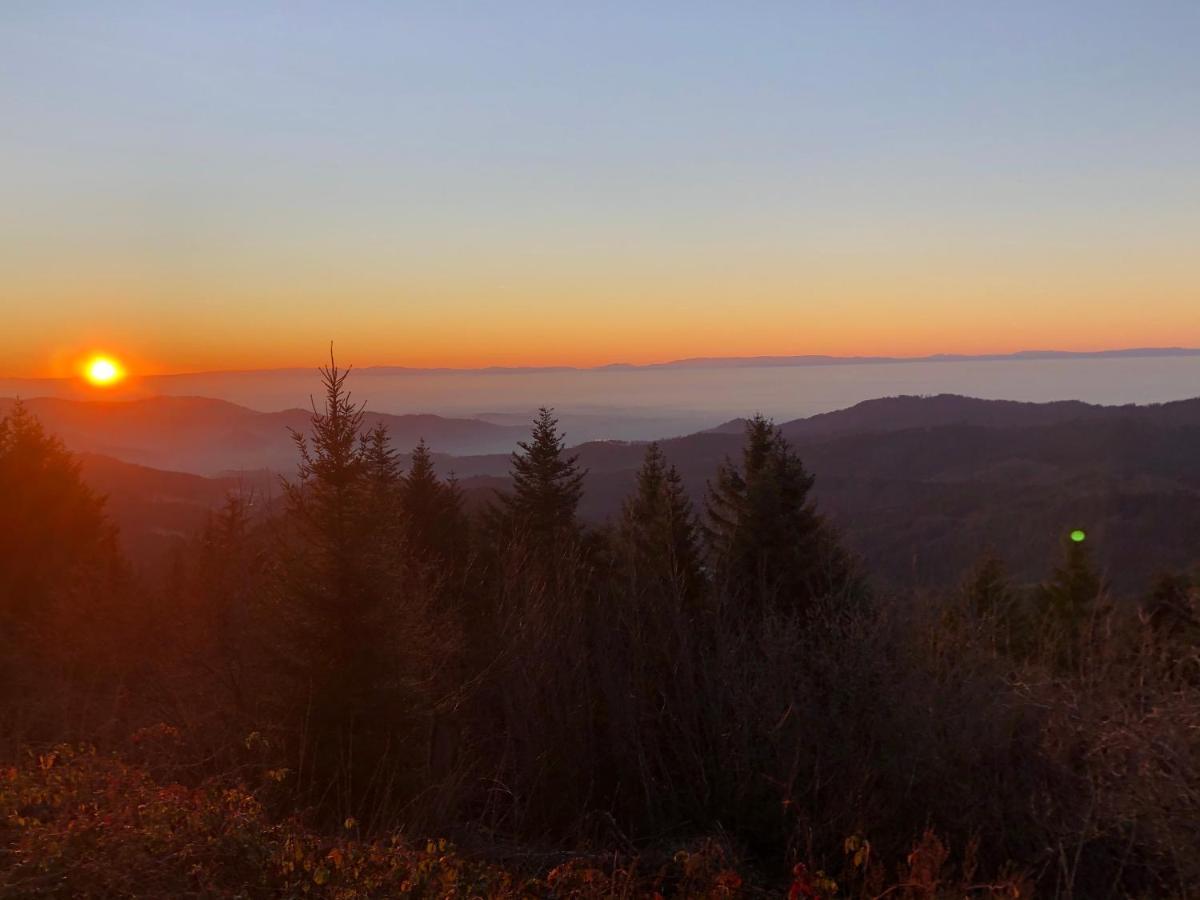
3,2,1198,377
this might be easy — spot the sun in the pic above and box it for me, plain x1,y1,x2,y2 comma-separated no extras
84,355,126,387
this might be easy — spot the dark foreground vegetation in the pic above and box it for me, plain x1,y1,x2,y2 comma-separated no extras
2,361,1198,897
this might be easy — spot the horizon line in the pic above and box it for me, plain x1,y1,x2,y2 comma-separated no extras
5,345,1200,382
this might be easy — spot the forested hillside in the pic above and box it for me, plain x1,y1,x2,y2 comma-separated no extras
456,397,1200,592
33,393,1200,595
2,367,1198,897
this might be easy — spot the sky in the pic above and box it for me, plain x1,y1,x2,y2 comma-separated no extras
2,2,1198,377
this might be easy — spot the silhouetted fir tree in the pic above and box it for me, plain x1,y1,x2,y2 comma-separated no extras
360,422,403,557
0,401,128,741
962,551,1015,620
278,355,402,805
1041,534,1103,624
398,439,465,566
0,401,112,630
602,442,711,825
498,407,586,542
362,422,402,495
618,442,704,608
1037,532,1105,667
172,493,268,730
704,414,851,610
958,550,1024,653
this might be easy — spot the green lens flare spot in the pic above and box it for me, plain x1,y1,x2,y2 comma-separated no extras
1070,529,1086,543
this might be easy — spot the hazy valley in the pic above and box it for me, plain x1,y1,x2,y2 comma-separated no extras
11,387,1199,595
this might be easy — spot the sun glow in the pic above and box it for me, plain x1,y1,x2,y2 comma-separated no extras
83,355,125,387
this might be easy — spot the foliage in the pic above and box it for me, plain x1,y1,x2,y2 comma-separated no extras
0,746,1037,898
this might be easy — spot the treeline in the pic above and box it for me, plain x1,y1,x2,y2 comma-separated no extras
2,362,1199,897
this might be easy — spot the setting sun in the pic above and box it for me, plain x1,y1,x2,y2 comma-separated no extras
84,355,125,387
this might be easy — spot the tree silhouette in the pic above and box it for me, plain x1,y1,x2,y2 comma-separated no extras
1037,531,1105,667
0,401,127,743
277,353,405,811
360,422,403,559
499,407,585,542
704,414,851,610
399,439,465,566
0,401,113,629
618,442,704,608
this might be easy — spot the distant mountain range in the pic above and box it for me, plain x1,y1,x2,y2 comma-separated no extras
4,346,1199,387
297,346,1200,374
0,396,526,474
708,393,1200,436
9,392,1200,594
630,346,1200,370
449,394,1200,592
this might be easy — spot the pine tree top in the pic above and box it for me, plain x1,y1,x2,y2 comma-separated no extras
504,407,586,535
405,439,437,486
289,353,367,490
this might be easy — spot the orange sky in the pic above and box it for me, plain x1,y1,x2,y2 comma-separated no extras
11,245,1198,378
4,5,1199,379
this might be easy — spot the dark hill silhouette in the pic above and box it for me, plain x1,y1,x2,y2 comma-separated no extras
452,396,1200,592
709,394,1200,438
0,396,526,474
75,453,260,568
46,393,1200,592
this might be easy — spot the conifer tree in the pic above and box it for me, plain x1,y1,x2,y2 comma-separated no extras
176,493,267,724
283,357,370,616
1040,533,1102,625
277,355,399,795
500,407,586,541
962,551,1014,620
704,414,850,609
959,550,1024,654
398,439,465,565
360,421,403,556
618,442,704,607
1037,531,1105,667
0,401,127,740
362,422,402,497
0,401,113,629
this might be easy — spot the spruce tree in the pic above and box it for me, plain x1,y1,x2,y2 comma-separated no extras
962,551,1014,620
0,401,127,741
1037,531,1105,667
618,442,704,607
959,550,1024,654
177,493,267,724
704,414,850,610
278,356,399,803
398,439,465,565
500,407,586,541
360,422,403,556
0,401,112,628
362,422,402,497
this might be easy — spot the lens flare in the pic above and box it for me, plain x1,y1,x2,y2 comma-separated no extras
84,355,125,387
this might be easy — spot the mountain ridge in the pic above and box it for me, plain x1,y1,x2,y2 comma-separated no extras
0,396,526,474
4,346,1199,384
34,391,1200,593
